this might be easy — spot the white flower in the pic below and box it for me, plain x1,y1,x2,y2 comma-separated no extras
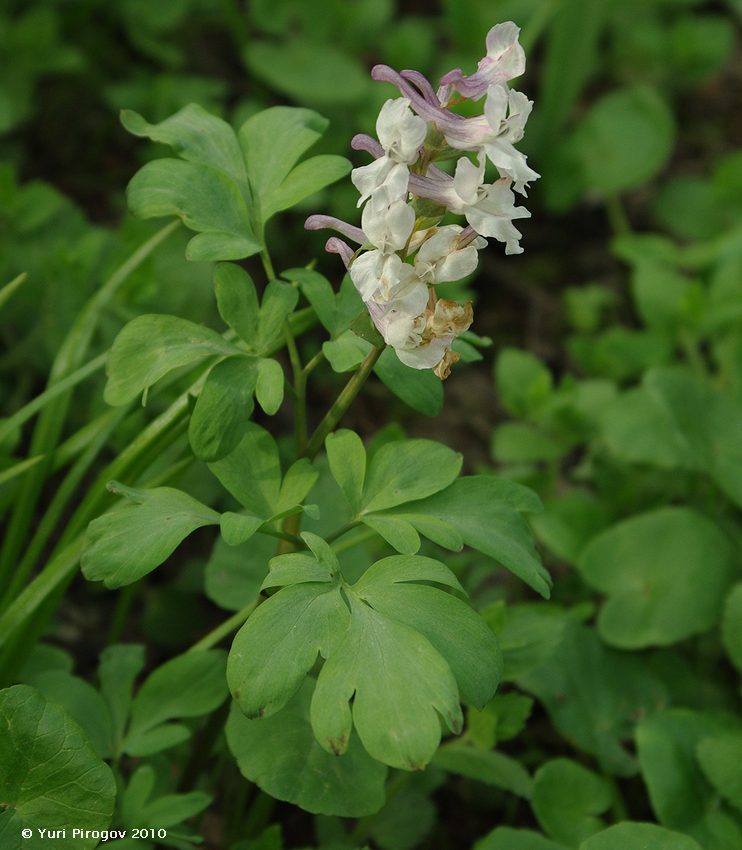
410,225,486,284
349,250,419,302
361,187,415,254
481,85,539,194
439,22,526,101
351,98,425,205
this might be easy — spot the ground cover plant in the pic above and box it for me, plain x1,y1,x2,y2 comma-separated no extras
1,1,742,849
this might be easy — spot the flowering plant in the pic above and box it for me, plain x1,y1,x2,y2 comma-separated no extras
307,21,538,378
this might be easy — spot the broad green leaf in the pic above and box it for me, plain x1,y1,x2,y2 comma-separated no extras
697,731,742,814
532,759,612,846
569,86,675,195
362,514,421,555
289,268,362,337
123,105,262,261
323,331,373,372
214,263,260,346
82,484,219,588
386,477,550,598
244,42,369,107
29,671,114,759
473,828,566,850
220,512,264,546
311,594,462,770
354,556,501,708
239,106,351,223
125,650,228,756
208,423,281,517
519,622,668,776
0,685,116,850
645,368,742,509
366,783,436,850
579,823,705,850
104,314,241,405
189,356,258,461
326,429,366,514
492,423,565,464
636,710,742,849
492,603,567,681
433,745,532,798
119,764,211,829
255,358,284,415
126,158,261,261
374,347,443,416
121,104,247,185
722,584,742,675
531,491,611,566
275,459,320,516
495,349,553,418
361,439,462,513
254,280,299,355
205,534,272,611
578,508,735,648
228,580,349,719
226,682,387,817
98,644,145,752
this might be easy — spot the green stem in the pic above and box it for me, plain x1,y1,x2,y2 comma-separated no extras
325,520,360,544
260,248,276,280
0,271,27,310
0,352,107,450
332,527,376,555
284,321,307,455
188,600,258,653
305,346,384,460
605,195,631,236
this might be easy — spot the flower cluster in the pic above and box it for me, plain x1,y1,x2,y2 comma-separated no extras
306,22,538,379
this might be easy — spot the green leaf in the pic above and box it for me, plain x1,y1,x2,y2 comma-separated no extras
255,358,285,415
473,828,566,850
361,439,462,513
289,268,362,337
228,580,349,719
579,823,705,850
433,745,532,798
353,556,501,708
104,314,241,405
226,681,387,817
311,593,462,770
82,484,219,588
121,104,247,185
323,331,373,372
519,621,668,776
29,671,114,760
578,508,735,649
205,534,272,611
532,759,612,846
244,42,369,107
386,477,550,598
636,709,742,848
254,280,299,356
697,731,742,814
362,514,421,555
326,429,366,514
125,650,228,756
189,356,258,461
208,423,282,517
568,86,675,195
722,584,742,675
493,604,567,681
214,263,260,346
98,644,145,752
119,764,211,828
0,685,116,850
122,104,261,261
239,106,350,224
275,459,320,516
127,158,261,261
495,349,553,418
220,512,264,546
374,347,443,415
531,491,611,566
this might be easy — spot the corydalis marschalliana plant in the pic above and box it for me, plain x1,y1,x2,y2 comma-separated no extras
306,22,539,380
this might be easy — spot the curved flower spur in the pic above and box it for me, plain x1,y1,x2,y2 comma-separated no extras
306,21,539,380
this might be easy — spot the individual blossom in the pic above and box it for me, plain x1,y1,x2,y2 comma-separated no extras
305,20,538,379
351,97,426,205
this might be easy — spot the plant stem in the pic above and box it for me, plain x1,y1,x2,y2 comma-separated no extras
325,520,360,544
305,346,384,459
284,321,308,455
260,248,276,280
605,195,631,235
188,600,258,653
